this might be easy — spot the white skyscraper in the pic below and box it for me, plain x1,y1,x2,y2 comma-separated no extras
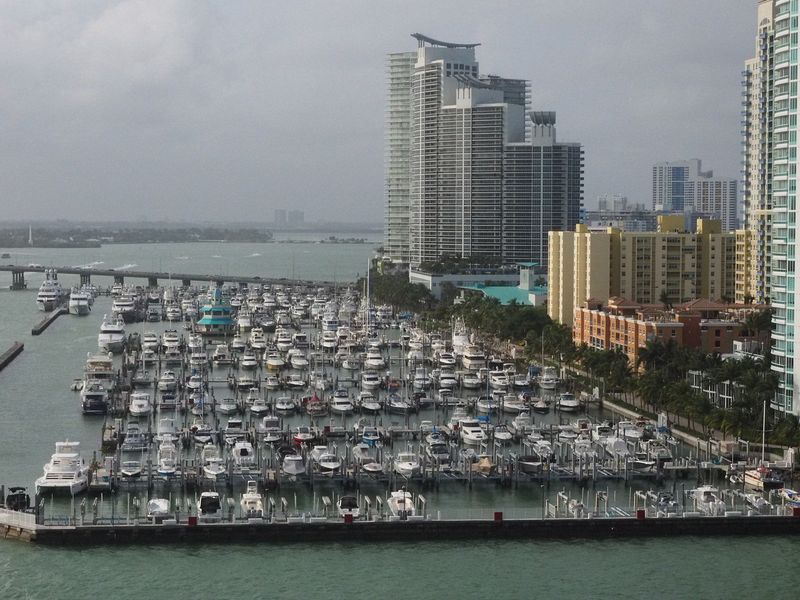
384,34,583,267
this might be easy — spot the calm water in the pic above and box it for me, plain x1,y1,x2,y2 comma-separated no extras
0,241,798,598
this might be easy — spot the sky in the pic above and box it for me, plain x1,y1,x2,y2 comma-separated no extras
0,0,756,223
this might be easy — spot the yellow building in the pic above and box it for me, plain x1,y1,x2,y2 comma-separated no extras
548,216,739,326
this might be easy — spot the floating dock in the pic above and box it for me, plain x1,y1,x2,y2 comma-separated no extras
31,307,67,336
0,342,23,372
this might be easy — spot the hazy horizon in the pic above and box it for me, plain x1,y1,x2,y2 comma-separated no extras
0,1,754,221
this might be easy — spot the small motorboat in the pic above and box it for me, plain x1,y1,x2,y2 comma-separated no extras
275,396,296,413
240,480,264,519
197,491,223,522
282,454,306,477
337,495,360,519
120,460,142,479
217,397,239,415
146,498,171,522
387,489,415,518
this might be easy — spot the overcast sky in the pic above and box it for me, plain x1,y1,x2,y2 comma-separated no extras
0,0,756,222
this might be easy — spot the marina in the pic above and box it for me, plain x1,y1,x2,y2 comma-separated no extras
2,271,798,546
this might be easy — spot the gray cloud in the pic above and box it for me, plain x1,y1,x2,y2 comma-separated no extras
0,0,754,221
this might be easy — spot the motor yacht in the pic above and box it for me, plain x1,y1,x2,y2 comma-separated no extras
361,371,381,390
98,315,126,354
282,453,306,477
36,269,64,312
264,351,285,371
81,381,109,415
68,288,91,316
35,441,89,495
393,451,421,478
538,367,558,390
557,392,580,412
217,397,239,415
156,441,178,477
240,350,259,370
201,444,226,479
158,371,178,393
461,345,486,371
459,419,486,446
128,392,152,417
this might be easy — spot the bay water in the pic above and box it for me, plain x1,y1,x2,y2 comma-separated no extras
0,240,797,599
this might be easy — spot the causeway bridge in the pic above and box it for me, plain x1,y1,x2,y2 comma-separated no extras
0,264,341,290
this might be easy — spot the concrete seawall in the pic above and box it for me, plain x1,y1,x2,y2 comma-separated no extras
5,514,800,546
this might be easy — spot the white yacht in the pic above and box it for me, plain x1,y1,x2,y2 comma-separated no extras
557,392,580,412
459,419,486,446
201,444,226,479
97,315,126,354
36,269,64,312
68,288,91,316
538,367,558,390
112,293,138,323
128,391,152,417
35,441,89,495
461,345,486,371
393,452,421,478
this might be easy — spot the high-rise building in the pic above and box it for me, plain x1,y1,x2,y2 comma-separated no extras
743,0,797,414
548,216,738,327
274,209,287,227
384,34,583,267
384,52,416,263
652,159,738,231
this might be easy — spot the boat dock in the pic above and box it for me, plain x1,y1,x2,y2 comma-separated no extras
3,496,800,546
31,306,68,336
0,342,24,372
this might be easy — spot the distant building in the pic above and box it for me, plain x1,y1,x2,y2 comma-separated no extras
548,216,738,327
652,159,738,231
287,210,304,228
597,194,644,213
274,209,287,227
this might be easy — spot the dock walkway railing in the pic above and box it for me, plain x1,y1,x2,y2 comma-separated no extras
0,507,37,529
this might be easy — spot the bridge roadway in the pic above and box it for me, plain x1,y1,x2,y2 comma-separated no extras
0,264,340,290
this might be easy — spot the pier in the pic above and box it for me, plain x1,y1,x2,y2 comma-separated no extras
3,502,800,546
31,306,68,336
0,342,24,372
0,264,341,290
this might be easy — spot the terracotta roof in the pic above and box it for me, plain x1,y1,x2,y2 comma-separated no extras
675,298,728,311
607,296,640,307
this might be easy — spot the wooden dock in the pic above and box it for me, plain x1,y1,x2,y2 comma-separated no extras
31,307,67,336
0,342,24,372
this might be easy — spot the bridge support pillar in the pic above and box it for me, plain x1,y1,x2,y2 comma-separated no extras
148,276,158,288
182,279,191,288
79,273,91,287
113,275,124,285
10,270,26,290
